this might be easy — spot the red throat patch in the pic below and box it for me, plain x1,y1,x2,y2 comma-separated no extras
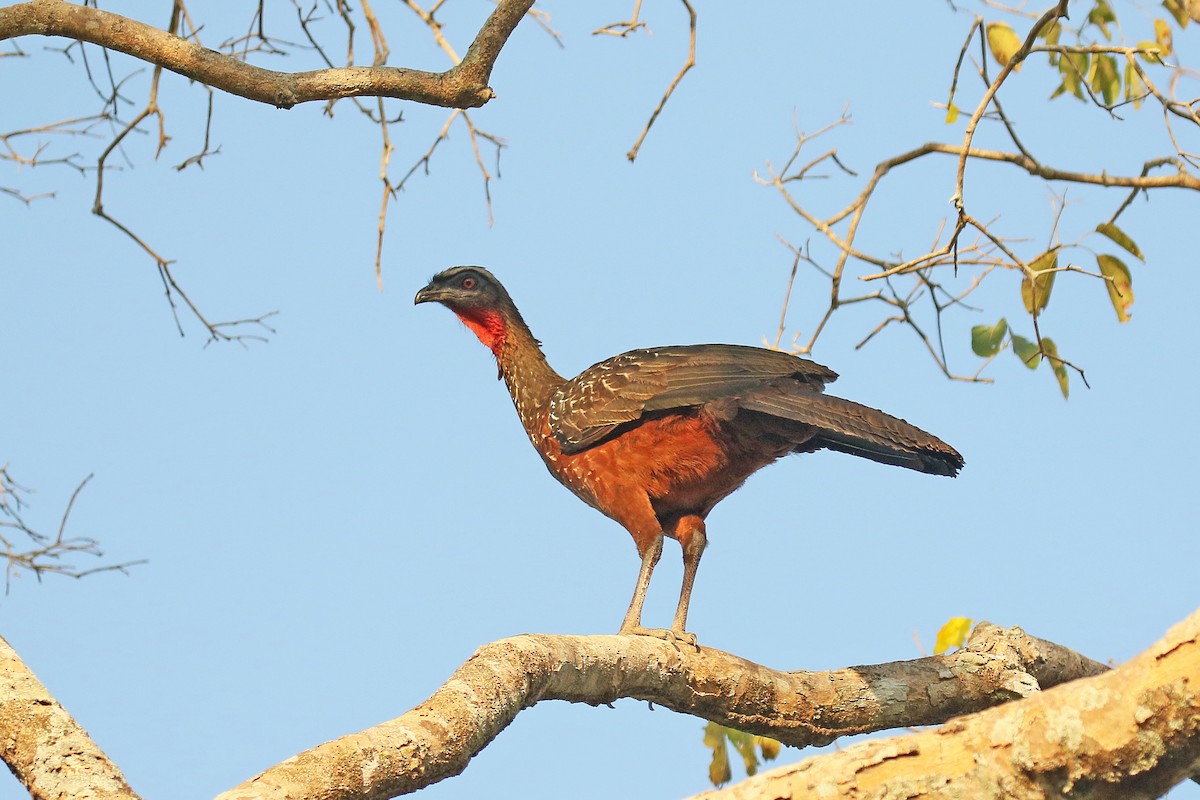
453,308,507,355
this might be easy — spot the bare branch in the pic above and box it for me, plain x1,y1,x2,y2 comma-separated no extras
952,2,1070,214
625,0,696,162
0,469,145,589
594,0,647,37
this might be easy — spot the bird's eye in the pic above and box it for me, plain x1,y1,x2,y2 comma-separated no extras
461,276,477,290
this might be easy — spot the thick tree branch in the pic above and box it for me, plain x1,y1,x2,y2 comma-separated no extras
0,634,140,800
0,0,536,109
694,609,1200,800
215,622,1104,799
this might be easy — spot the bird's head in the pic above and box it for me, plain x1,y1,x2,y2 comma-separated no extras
415,266,521,355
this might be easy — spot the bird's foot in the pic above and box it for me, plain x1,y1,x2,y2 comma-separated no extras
619,625,699,651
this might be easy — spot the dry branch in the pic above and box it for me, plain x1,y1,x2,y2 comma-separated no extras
1,470,144,588
0,0,536,109
214,622,1105,799
625,0,695,162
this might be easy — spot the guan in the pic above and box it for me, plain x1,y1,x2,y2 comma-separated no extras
415,266,963,645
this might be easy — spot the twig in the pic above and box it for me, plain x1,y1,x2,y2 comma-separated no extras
626,0,696,162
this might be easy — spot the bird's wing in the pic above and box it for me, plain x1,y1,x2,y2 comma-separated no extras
737,389,964,476
549,344,837,453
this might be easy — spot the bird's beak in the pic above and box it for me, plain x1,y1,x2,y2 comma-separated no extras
414,284,444,305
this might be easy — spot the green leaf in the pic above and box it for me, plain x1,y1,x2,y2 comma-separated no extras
1040,20,1062,45
934,617,973,654
1091,53,1120,105
986,22,1023,69
1011,334,1042,369
702,723,780,786
1040,20,1062,65
703,722,732,787
1088,0,1117,40
1163,0,1190,28
971,318,1008,357
1095,222,1144,261
1124,60,1146,108
1056,52,1088,100
1042,338,1070,399
1021,251,1057,315
729,730,761,777
945,102,960,124
1136,41,1165,65
1097,253,1134,322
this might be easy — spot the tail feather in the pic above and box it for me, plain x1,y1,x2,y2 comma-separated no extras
739,391,963,477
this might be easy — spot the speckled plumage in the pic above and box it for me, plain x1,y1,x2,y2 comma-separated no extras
416,266,963,643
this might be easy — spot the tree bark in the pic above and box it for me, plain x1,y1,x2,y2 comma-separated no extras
693,610,1200,800
3,615,1195,800
0,0,536,109
0,634,140,800
215,623,1109,799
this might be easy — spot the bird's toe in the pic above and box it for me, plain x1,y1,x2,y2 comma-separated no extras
620,625,700,651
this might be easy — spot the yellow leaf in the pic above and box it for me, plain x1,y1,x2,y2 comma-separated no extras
756,736,782,761
1042,338,1070,399
986,22,1023,70
945,103,960,124
1155,18,1174,54
1020,251,1057,315
934,617,973,654
1163,0,1190,27
1097,254,1134,322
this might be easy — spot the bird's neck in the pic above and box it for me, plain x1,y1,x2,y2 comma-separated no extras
493,316,565,437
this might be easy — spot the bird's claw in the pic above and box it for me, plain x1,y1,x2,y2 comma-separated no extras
620,625,699,651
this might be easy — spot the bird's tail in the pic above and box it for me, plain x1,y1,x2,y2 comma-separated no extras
739,391,963,477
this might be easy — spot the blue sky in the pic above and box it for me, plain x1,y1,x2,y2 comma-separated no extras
3,2,1197,798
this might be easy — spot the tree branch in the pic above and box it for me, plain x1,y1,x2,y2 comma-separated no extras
0,0,536,109
694,609,1200,800
625,0,696,162
215,622,1105,799
1,469,145,588
0,633,141,800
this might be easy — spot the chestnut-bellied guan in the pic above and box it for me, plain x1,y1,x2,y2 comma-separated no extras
415,266,963,644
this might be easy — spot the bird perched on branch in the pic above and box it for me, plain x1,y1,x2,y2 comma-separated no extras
415,266,963,645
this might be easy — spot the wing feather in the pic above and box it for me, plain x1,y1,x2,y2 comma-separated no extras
549,344,836,453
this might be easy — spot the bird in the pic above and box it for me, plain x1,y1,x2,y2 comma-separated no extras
415,266,963,645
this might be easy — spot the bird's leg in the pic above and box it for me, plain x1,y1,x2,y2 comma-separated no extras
670,516,706,646
619,534,662,636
